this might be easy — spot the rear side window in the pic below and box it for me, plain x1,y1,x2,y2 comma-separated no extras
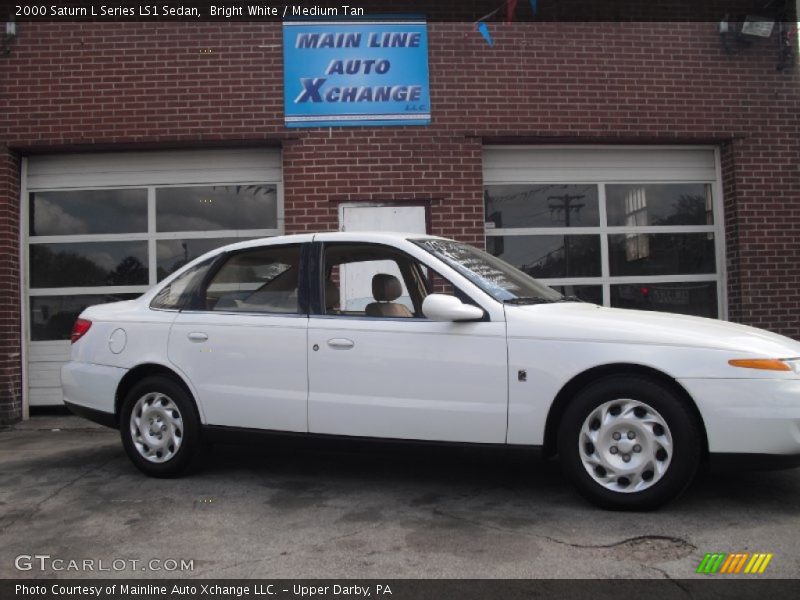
150,257,215,310
205,245,301,314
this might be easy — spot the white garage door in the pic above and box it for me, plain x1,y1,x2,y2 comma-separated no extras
483,146,725,319
23,149,283,406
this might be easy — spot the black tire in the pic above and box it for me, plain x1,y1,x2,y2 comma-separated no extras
120,375,204,477
557,375,702,511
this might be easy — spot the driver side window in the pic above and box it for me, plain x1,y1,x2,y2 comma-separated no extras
323,244,416,318
321,243,468,319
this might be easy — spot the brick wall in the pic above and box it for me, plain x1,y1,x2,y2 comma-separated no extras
0,20,798,421
282,131,484,245
720,142,741,324
0,150,22,425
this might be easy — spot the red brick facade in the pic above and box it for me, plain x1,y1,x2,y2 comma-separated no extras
0,151,22,425
0,21,798,423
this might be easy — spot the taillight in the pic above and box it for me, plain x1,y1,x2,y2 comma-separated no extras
71,318,92,344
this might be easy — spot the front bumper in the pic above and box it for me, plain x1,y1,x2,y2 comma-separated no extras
61,361,127,427
679,377,800,457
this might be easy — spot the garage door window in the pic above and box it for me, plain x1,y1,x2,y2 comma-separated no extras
27,184,280,341
485,182,720,318
30,189,148,235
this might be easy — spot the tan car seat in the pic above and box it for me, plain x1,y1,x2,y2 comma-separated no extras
365,274,413,318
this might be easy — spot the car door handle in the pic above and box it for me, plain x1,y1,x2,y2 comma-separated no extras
327,338,354,350
187,332,208,342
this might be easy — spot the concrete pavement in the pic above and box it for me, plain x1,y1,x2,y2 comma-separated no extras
1,416,798,579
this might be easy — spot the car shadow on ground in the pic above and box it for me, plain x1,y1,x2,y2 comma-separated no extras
197,435,800,513
4,427,800,518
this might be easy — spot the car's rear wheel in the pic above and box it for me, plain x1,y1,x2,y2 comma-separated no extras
120,375,203,477
558,375,702,510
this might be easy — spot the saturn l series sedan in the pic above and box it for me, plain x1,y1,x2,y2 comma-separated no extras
61,232,800,510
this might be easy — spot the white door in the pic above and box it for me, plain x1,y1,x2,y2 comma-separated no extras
167,244,307,431
307,314,508,443
340,204,426,234
168,312,308,431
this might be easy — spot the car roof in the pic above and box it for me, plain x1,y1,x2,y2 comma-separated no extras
217,231,444,253
313,231,444,242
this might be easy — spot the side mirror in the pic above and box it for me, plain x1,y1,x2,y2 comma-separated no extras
422,294,484,322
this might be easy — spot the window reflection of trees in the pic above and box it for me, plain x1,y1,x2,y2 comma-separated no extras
488,236,600,279
108,256,147,286
610,233,715,276
30,294,138,341
521,236,599,279
655,194,708,226
30,245,147,287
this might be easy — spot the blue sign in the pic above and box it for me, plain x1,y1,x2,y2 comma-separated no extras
283,19,431,127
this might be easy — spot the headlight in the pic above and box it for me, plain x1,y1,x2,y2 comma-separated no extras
728,358,800,373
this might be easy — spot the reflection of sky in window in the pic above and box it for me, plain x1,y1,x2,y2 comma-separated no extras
156,185,277,232
30,189,147,236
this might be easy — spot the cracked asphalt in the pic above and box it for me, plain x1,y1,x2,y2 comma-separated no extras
1,415,799,579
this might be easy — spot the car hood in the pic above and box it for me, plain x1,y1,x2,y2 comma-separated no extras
506,303,800,357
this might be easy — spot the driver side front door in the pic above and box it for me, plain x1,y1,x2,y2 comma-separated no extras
307,242,508,443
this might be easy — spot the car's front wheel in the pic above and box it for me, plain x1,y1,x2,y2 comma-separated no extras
120,375,203,477
558,376,702,510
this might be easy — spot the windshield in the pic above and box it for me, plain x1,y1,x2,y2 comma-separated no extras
412,239,563,303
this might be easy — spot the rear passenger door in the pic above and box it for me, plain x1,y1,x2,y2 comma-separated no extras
167,244,308,431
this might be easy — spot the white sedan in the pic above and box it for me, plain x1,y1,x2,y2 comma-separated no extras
61,232,800,510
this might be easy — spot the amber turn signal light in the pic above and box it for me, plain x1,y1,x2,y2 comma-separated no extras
728,358,791,371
